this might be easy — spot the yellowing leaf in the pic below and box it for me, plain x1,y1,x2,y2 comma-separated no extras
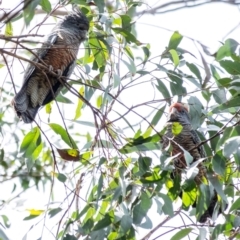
26,209,44,216
171,122,183,136
143,127,152,138
74,86,84,120
113,17,121,26
165,179,173,189
45,102,52,114
57,148,80,161
5,22,13,36
96,95,103,108
67,149,78,157
80,151,93,164
169,49,180,67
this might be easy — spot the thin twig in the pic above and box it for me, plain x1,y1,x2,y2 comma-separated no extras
141,208,181,240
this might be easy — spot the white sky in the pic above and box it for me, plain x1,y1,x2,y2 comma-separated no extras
1,1,240,240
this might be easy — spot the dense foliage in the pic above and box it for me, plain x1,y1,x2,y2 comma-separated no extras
1,0,240,239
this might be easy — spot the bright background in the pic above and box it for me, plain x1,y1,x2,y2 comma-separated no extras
1,1,240,239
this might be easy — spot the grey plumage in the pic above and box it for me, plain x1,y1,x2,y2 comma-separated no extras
162,103,206,184
12,8,89,123
162,102,220,223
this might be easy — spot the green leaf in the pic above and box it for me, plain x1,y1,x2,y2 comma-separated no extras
81,218,94,234
138,156,151,174
48,208,62,218
89,230,105,240
212,96,240,113
23,0,40,26
216,39,239,61
229,197,240,212
170,228,192,240
219,60,240,75
140,216,152,229
124,45,134,60
217,77,231,88
55,93,73,103
113,73,121,88
196,184,210,221
169,49,179,67
89,32,108,68
140,169,162,183
142,127,152,138
210,64,221,81
188,96,204,129
212,89,227,104
57,173,67,183
20,127,41,160
93,0,105,13
23,214,40,220
93,213,113,231
120,215,132,233
77,205,91,220
208,174,227,202
49,123,77,149
133,192,152,224
63,234,78,240
5,22,13,36
119,142,160,154
228,79,240,96
150,105,166,126
39,0,52,13
122,58,136,74
32,142,43,160
142,45,150,62
212,223,233,240
120,14,132,30
159,193,174,216
186,62,202,82
155,79,171,100
1,215,10,228
112,27,140,44
168,31,183,50
167,70,186,96
212,151,226,176
223,136,240,158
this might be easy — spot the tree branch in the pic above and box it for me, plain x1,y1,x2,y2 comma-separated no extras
137,0,240,16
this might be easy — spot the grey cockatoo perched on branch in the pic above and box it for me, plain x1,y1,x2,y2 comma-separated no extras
12,7,89,123
162,102,222,223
